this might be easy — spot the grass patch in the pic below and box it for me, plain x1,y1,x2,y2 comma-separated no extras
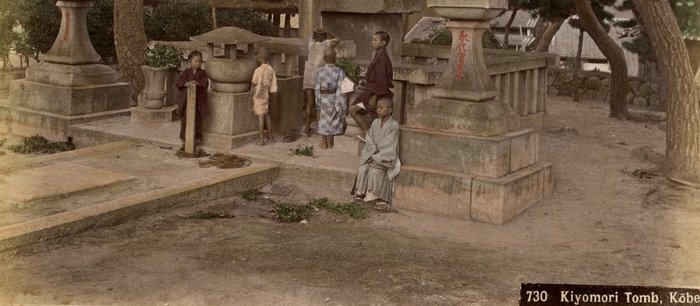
290,145,314,157
240,189,264,201
273,202,314,223
309,197,367,220
8,135,75,154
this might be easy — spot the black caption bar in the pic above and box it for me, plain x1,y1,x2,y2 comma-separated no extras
520,283,700,305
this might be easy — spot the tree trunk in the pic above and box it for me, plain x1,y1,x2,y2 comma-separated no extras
114,0,147,106
211,0,217,29
633,0,700,187
503,9,517,49
534,19,565,52
574,0,630,119
573,27,585,102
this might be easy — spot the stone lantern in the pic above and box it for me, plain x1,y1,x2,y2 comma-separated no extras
393,0,554,225
190,27,270,149
190,27,269,93
4,0,130,139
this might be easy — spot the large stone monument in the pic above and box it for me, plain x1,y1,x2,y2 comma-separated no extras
319,0,423,61
394,0,554,225
1,0,130,139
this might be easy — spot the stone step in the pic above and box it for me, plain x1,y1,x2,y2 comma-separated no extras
0,163,278,252
394,161,553,225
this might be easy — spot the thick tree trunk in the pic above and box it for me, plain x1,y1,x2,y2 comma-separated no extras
503,9,517,49
114,0,147,106
534,19,565,52
573,27,585,102
633,0,700,187
575,0,630,119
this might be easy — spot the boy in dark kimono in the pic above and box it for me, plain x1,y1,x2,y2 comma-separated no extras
351,98,401,212
176,51,209,145
349,31,394,134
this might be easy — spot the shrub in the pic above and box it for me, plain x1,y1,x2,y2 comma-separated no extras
86,0,115,61
145,0,212,41
216,8,278,37
145,44,182,68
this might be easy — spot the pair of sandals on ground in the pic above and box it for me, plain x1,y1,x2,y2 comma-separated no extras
354,191,396,213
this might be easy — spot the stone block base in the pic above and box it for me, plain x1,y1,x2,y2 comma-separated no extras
0,104,130,139
203,131,258,150
332,135,362,156
269,75,304,137
400,126,539,178
9,79,131,116
394,162,554,225
204,91,257,136
130,106,178,123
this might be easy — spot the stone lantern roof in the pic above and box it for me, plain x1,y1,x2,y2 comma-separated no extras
190,27,270,45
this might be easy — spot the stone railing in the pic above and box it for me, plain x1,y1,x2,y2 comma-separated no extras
397,43,557,128
259,37,357,77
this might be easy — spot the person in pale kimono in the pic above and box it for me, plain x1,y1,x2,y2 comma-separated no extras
303,28,339,135
351,98,401,211
314,48,347,149
251,47,278,145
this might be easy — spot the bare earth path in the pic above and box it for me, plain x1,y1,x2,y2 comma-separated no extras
0,96,698,305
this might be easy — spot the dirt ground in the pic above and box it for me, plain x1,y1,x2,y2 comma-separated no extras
0,96,699,305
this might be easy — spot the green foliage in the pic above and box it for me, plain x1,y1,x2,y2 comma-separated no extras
86,0,115,61
240,189,264,201
15,0,59,61
674,0,700,39
290,145,314,157
273,202,314,222
145,0,212,41
336,57,361,82
308,198,367,220
273,198,367,222
145,44,182,68
216,8,278,37
8,135,75,154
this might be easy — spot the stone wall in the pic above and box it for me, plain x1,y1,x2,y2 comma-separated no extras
547,68,665,108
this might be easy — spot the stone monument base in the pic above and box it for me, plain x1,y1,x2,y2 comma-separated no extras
202,91,257,150
203,131,259,150
394,162,553,225
9,79,131,115
131,105,178,124
0,103,130,140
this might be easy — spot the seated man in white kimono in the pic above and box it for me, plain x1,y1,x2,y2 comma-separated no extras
351,98,401,211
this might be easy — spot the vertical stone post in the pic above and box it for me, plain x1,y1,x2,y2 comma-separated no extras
185,83,197,154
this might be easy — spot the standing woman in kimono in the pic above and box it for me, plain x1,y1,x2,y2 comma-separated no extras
314,48,347,149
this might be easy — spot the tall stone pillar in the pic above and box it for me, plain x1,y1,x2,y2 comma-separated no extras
298,0,321,39
2,0,130,139
394,1,554,225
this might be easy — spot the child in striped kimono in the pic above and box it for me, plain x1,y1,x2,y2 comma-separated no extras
314,48,346,149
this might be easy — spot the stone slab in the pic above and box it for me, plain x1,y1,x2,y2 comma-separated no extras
130,105,178,123
0,164,279,252
470,162,553,225
519,112,545,130
320,0,423,13
204,91,257,136
399,127,539,178
269,75,304,137
0,104,131,139
9,79,131,116
394,166,473,219
1,162,135,206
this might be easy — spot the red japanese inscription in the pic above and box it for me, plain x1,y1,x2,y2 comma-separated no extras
454,31,470,80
